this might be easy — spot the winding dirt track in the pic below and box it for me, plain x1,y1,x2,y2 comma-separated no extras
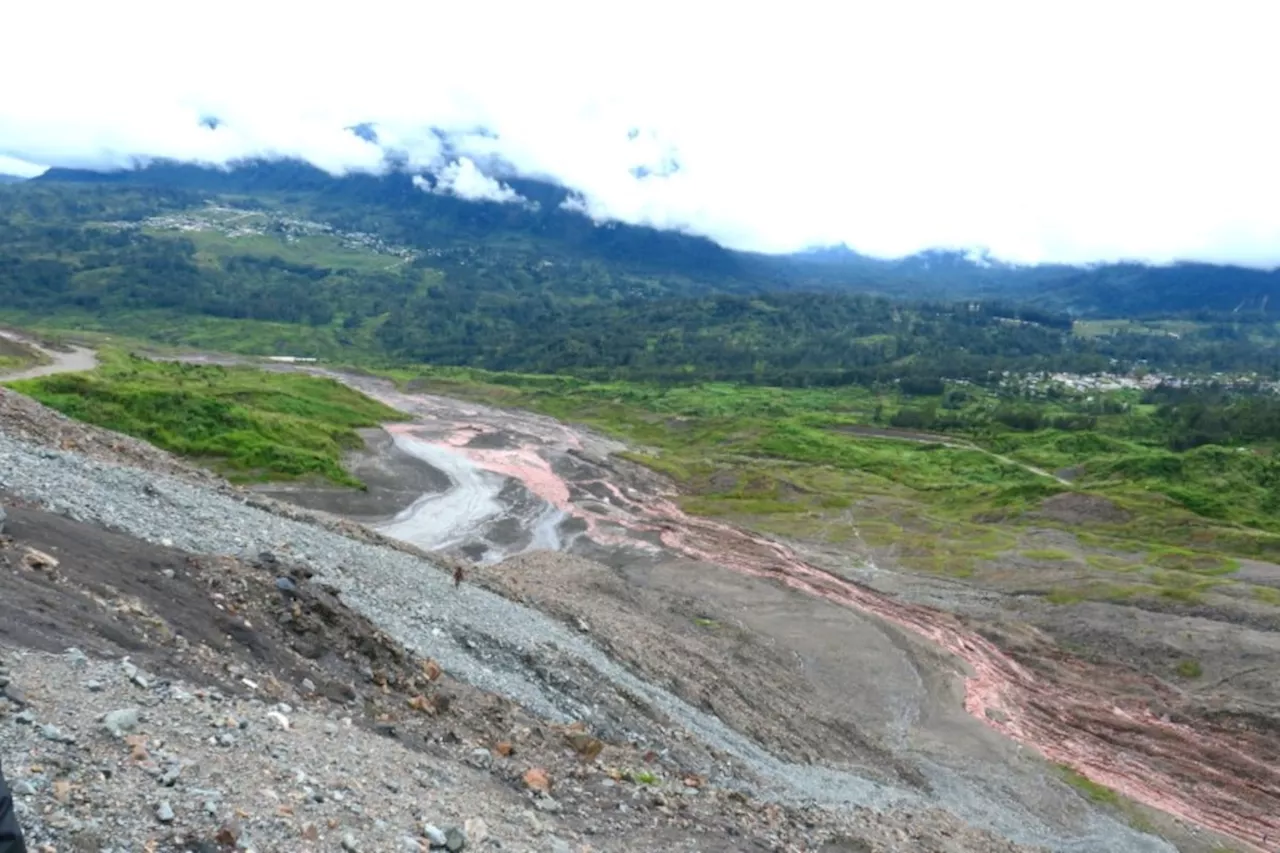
0,331,97,381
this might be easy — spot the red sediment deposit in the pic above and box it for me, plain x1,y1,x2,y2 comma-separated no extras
425,422,1280,852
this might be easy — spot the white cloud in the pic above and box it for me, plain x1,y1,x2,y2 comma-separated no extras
0,154,44,178
414,158,529,205
2,1,1279,267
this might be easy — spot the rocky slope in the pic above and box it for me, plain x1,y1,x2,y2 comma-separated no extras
0,386,1051,852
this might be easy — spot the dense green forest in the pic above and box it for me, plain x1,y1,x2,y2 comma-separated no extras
2,168,1280,386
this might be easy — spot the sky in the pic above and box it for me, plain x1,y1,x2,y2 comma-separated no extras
2,1,1279,267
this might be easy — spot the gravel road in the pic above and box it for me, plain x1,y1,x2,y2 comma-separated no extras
0,331,97,381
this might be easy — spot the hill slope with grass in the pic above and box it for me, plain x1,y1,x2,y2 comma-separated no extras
4,353,405,486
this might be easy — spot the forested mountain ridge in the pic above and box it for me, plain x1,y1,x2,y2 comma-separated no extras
1,162,1278,385
33,159,1280,316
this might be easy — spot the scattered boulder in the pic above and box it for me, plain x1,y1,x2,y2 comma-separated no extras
103,708,141,738
21,546,58,571
522,767,551,793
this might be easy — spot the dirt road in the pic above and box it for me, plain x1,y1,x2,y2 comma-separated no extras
0,330,96,381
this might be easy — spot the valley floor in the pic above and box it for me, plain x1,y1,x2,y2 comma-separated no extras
2,341,1277,852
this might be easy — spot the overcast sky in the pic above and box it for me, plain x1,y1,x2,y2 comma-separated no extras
3,1,1278,266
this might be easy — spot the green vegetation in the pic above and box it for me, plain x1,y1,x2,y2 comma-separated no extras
1056,765,1122,806
4,177,1280,387
625,769,660,786
1022,548,1076,562
4,352,404,486
1054,765,1160,835
1175,659,1203,678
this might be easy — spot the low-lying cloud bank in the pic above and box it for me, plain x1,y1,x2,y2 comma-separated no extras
2,2,1279,267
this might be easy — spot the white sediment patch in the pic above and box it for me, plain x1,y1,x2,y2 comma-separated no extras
375,433,505,551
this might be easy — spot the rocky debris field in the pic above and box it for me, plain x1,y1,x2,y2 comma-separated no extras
0,390,1051,851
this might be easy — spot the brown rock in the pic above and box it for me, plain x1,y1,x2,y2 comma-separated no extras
494,741,514,757
215,822,241,846
21,547,59,571
422,659,442,682
564,731,603,761
523,767,552,793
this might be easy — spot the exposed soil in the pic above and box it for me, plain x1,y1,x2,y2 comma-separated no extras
0,500,1045,853
1031,492,1133,525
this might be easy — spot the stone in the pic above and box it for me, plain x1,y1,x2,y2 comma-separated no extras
444,826,467,851
21,547,58,571
14,710,35,725
341,833,362,852
466,748,493,770
422,824,447,846
534,796,562,814
564,731,603,761
214,822,241,846
40,723,73,743
103,708,141,738
156,801,175,823
462,819,488,845
522,767,551,793
0,504,6,534
64,648,89,668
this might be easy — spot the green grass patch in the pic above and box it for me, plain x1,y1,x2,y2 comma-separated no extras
1175,659,1203,678
1056,765,1121,805
5,351,405,486
1253,586,1280,606
1022,548,1076,562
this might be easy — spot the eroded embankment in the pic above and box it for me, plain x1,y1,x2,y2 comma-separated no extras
389,415,1280,853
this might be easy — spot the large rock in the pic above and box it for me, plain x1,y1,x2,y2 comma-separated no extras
0,504,6,534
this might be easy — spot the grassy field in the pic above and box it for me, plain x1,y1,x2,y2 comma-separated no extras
4,352,405,486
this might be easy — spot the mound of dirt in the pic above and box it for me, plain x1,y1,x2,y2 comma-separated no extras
1032,492,1132,525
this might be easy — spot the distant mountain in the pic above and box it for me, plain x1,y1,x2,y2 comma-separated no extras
0,174,28,184
32,159,1280,318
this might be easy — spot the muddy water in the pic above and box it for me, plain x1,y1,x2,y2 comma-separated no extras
372,428,575,562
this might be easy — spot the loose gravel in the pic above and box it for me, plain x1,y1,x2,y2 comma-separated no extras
0,429,1173,853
